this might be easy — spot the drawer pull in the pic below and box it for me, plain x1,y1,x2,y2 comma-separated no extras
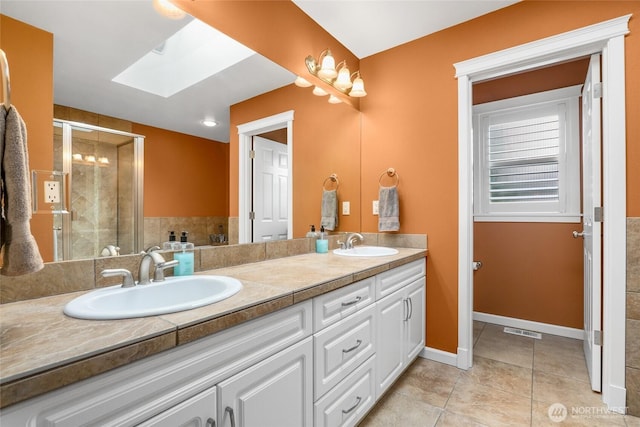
342,339,362,354
225,406,236,427
342,396,362,414
206,417,216,427
341,296,362,307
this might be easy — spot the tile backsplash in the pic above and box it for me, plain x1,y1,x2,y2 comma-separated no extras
0,233,427,304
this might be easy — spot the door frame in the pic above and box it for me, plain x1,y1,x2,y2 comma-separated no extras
237,110,294,244
455,15,630,410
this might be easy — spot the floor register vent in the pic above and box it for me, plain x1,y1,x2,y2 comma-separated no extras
503,327,542,340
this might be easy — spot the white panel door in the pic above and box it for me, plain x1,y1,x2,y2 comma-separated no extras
405,278,426,364
375,291,405,396
252,136,288,242
579,53,602,392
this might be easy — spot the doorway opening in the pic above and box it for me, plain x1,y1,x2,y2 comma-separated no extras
237,110,294,244
455,15,630,410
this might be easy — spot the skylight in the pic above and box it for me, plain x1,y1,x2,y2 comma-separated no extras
112,19,255,98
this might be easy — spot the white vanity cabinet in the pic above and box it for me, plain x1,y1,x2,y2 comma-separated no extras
375,260,426,397
0,300,312,427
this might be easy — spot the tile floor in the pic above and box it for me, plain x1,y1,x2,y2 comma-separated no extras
359,321,640,426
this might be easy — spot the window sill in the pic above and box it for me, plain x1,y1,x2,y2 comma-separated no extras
474,214,581,223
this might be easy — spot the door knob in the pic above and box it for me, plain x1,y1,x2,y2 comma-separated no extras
573,230,585,238
472,261,483,271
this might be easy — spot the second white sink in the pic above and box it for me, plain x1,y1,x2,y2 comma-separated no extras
64,275,243,320
333,246,399,257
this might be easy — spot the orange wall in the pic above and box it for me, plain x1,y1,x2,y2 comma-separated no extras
1,15,54,262
359,1,640,353
231,85,361,237
133,123,229,217
472,59,588,328
474,222,584,327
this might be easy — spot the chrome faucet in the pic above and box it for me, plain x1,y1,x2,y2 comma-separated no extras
101,268,135,288
138,247,178,285
345,232,364,249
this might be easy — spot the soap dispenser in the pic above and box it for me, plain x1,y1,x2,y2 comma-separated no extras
174,231,194,276
306,225,319,238
162,231,180,250
316,225,328,253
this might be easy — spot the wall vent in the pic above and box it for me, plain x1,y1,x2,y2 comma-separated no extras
503,327,542,340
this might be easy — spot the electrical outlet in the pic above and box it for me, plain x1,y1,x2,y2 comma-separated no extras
342,201,350,215
373,200,379,215
44,181,60,203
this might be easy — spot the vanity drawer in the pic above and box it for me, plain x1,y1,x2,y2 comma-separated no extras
313,277,375,332
314,355,376,427
376,259,426,299
314,304,376,399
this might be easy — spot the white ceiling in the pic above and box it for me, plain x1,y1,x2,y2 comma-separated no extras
2,0,518,143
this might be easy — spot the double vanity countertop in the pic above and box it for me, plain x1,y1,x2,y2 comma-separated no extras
0,247,426,408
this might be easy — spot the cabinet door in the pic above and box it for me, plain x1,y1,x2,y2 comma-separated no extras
137,387,216,427
217,337,313,427
405,277,426,363
375,290,405,396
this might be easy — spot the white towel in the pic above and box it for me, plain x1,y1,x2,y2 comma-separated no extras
1,105,44,276
378,185,400,232
320,189,338,231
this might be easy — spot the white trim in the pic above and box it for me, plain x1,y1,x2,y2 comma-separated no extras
455,15,630,410
237,111,294,244
419,346,458,367
473,312,584,340
474,215,581,223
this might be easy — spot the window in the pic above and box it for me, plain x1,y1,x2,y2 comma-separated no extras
473,86,581,222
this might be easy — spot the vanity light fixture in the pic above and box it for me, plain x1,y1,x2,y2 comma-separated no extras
152,0,186,20
328,95,342,104
98,157,110,165
85,155,96,163
201,119,218,127
72,153,83,161
302,48,367,98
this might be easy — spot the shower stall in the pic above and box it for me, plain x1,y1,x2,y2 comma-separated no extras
52,120,144,261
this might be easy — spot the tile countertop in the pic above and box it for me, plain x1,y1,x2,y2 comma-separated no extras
0,248,426,408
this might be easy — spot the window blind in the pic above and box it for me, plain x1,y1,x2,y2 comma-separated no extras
487,115,560,203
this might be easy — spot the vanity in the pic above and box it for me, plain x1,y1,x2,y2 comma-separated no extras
0,247,426,426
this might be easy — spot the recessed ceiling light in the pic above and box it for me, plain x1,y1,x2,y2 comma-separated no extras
201,119,218,127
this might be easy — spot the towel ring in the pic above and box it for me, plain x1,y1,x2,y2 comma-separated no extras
323,173,339,191
378,168,399,187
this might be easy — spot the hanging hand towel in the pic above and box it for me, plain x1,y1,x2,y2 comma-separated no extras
1,105,44,276
320,189,338,231
378,185,400,232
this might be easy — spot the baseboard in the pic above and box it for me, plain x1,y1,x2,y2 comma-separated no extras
420,346,458,367
604,383,628,414
474,312,584,340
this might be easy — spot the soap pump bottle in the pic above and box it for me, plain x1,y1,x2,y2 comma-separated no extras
316,225,328,253
162,231,180,250
306,225,318,238
174,231,194,276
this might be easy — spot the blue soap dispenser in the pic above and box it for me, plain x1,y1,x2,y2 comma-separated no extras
174,231,194,276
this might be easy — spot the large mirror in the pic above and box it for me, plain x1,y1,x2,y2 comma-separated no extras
1,1,362,263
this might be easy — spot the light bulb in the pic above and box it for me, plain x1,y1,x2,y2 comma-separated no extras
317,50,337,80
294,76,312,87
349,76,367,97
152,0,186,20
312,86,328,96
334,66,352,90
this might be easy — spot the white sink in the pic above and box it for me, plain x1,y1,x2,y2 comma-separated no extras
333,246,399,257
64,275,243,320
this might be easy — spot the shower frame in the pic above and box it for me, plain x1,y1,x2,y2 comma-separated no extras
54,119,145,260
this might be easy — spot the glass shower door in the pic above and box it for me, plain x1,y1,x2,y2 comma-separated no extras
53,120,144,261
